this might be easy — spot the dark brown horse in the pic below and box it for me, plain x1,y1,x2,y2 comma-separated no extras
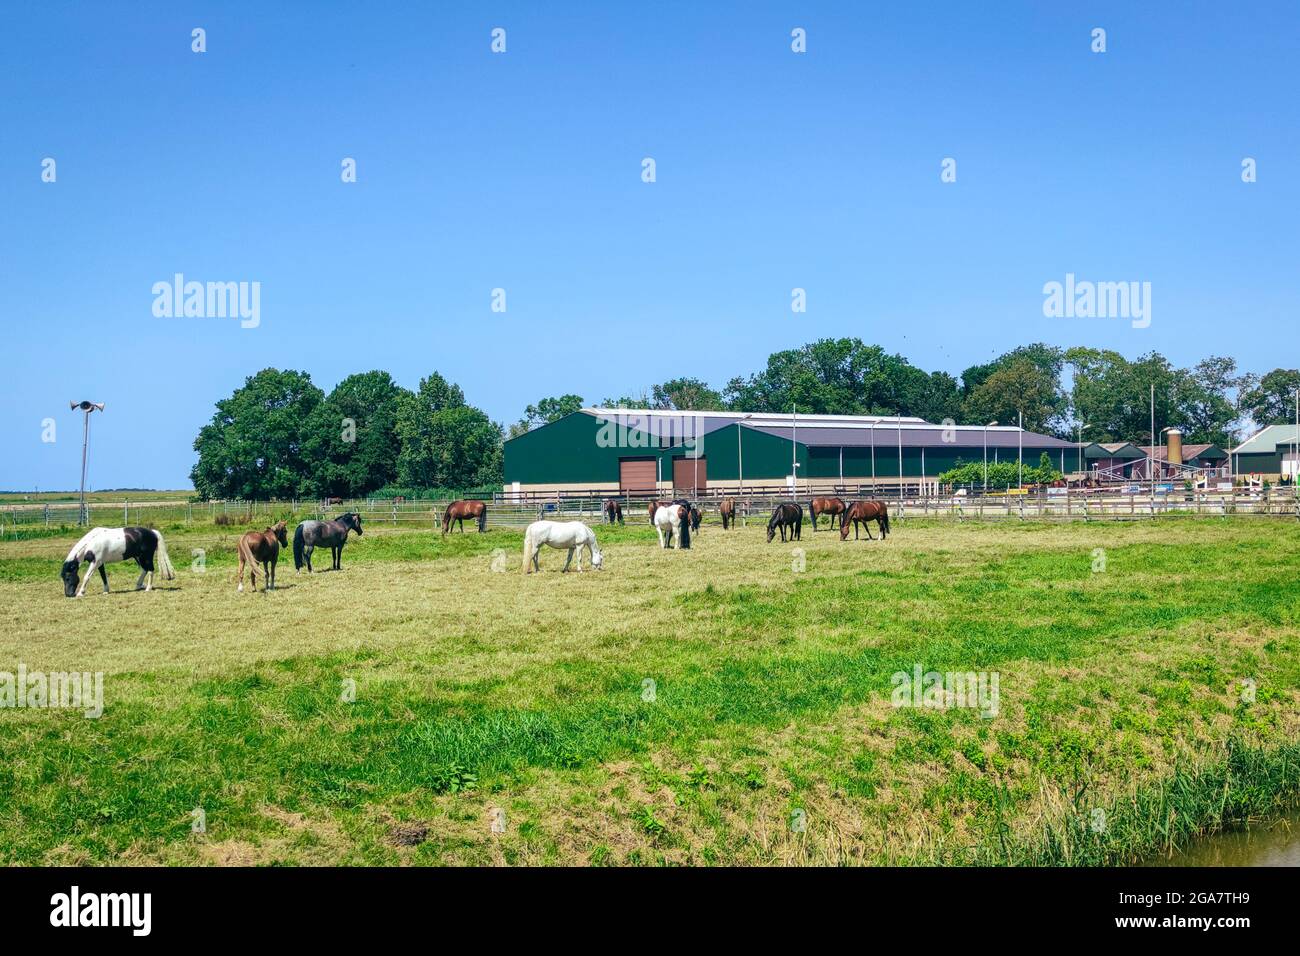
443,499,488,535
767,502,803,542
840,500,890,540
236,521,288,592
809,496,847,531
603,499,624,525
689,504,702,533
719,497,736,529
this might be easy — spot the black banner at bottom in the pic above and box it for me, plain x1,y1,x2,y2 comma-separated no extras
0,866,1279,941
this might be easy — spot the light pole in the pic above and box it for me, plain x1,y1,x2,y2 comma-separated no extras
737,413,752,522
1017,410,1023,487
983,420,998,489
1076,421,1086,475
70,400,105,526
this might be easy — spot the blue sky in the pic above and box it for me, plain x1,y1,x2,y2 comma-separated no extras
2,1,1296,490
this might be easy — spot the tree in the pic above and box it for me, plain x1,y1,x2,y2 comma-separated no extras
961,345,1067,433
964,359,1064,435
1239,368,1300,426
190,369,324,499
1175,356,1247,446
300,371,410,498
395,373,503,489
650,378,724,411
1066,348,1179,443
723,338,933,416
510,394,585,438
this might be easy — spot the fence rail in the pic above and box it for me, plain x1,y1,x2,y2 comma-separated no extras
2,485,1298,538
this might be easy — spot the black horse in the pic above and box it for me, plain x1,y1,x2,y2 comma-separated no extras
767,502,803,542
293,512,364,572
689,504,702,534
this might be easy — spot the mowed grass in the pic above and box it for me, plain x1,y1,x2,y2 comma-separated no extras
1,516,1298,865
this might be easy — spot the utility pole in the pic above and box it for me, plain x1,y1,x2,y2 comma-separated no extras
70,400,105,526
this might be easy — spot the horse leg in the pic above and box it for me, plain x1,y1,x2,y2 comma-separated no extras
305,544,313,573
135,565,147,590
74,559,95,598
237,553,245,592
270,557,277,590
98,564,109,594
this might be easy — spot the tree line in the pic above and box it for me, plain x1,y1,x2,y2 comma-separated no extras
191,343,1298,499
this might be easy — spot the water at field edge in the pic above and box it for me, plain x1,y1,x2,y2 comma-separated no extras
1144,811,1300,866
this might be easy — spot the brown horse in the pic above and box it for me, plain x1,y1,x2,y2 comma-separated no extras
647,499,672,525
840,500,890,541
809,496,847,531
603,499,624,525
719,497,736,529
443,499,488,535
767,502,803,542
236,521,288,592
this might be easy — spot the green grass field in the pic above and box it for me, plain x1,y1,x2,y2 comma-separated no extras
1,516,1297,865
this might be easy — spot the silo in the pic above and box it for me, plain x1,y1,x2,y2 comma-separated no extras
1166,428,1183,476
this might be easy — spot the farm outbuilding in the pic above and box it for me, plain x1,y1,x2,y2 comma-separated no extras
502,408,1074,497
1232,424,1300,479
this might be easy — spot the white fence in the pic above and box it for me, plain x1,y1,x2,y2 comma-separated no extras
2,486,1298,539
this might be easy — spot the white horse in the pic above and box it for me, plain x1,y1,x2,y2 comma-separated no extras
522,520,603,574
61,527,175,598
653,504,692,549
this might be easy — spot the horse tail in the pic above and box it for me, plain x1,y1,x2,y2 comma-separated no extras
478,504,487,533
152,530,176,580
293,523,305,570
521,524,536,574
679,507,691,549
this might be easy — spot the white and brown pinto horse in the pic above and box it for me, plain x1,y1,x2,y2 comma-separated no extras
522,520,603,574
61,527,176,597
653,502,692,549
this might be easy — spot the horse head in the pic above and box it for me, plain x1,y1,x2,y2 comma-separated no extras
61,559,80,597
339,512,363,535
272,521,289,546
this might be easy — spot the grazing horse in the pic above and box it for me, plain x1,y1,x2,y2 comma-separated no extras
766,502,803,542
719,497,736,530
809,496,847,531
603,499,624,525
840,500,891,541
653,503,692,549
61,527,176,598
689,504,702,533
443,499,488,535
522,520,603,574
294,512,363,572
237,521,289,592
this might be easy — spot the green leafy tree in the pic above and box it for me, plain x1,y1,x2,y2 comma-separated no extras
1239,368,1300,426
651,377,724,411
190,368,324,499
961,345,1067,433
723,338,941,416
964,358,1065,435
1175,356,1247,446
509,394,585,438
300,371,411,498
396,373,503,489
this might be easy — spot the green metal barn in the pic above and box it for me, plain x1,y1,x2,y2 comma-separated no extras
502,409,1074,496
